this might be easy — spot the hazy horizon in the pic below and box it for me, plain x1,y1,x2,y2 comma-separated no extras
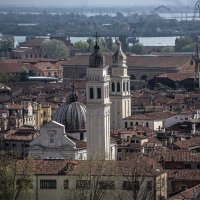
0,0,196,8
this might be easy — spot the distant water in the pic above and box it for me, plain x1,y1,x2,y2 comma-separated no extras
14,36,179,47
1,11,196,21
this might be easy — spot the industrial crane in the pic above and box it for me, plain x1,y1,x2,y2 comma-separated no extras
139,5,184,37
193,0,200,20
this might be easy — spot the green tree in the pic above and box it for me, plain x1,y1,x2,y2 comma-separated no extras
161,46,175,53
105,37,113,51
20,66,29,82
41,39,69,59
0,35,15,56
0,151,33,200
175,36,195,52
130,43,145,54
87,38,95,52
74,41,89,52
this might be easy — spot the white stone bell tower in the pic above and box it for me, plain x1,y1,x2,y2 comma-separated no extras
110,41,131,129
86,35,111,160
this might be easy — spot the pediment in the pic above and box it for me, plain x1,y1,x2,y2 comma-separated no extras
41,120,65,130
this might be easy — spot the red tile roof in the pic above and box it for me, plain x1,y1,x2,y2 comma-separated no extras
168,169,200,181
4,127,39,141
16,157,164,176
174,137,200,149
23,38,46,47
148,150,200,162
158,72,194,82
169,184,200,200
63,54,192,70
125,111,175,121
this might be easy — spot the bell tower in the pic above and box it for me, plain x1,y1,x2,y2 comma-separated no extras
86,34,111,160
110,41,131,129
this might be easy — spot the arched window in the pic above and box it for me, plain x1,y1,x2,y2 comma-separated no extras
130,122,133,126
112,82,115,92
117,82,120,92
123,82,125,92
97,88,101,99
89,88,94,99
146,122,149,128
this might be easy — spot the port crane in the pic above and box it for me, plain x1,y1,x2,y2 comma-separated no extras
193,0,200,20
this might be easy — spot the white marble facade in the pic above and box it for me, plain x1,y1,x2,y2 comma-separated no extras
29,121,87,160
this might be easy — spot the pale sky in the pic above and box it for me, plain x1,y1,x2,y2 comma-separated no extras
0,0,196,7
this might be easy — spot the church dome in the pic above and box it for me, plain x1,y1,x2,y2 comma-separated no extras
89,41,105,68
112,40,127,66
53,102,86,133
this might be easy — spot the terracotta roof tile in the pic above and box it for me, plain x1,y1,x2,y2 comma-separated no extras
63,54,192,70
23,38,46,47
174,137,200,149
158,72,194,82
4,127,39,141
125,111,175,121
168,169,200,181
148,150,200,162
169,184,200,200
16,157,164,176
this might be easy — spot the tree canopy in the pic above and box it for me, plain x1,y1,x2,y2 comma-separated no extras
0,35,15,56
175,36,195,52
41,39,69,59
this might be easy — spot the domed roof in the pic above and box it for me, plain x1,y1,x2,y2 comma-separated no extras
89,39,105,68
112,40,127,67
53,102,86,133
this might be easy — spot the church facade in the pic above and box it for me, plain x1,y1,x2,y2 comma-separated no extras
29,121,87,160
29,38,131,161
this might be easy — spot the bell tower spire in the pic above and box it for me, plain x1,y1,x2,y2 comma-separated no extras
86,33,111,160
110,39,131,129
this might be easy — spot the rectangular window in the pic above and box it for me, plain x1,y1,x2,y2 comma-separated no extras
123,181,133,190
76,180,91,189
118,149,121,152
147,181,152,191
98,181,115,190
117,82,120,92
64,180,69,189
112,82,115,92
25,144,30,147
97,88,101,99
123,181,139,190
123,82,125,92
40,180,57,189
5,143,9,147
184,163,191,169
89,88,94,99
